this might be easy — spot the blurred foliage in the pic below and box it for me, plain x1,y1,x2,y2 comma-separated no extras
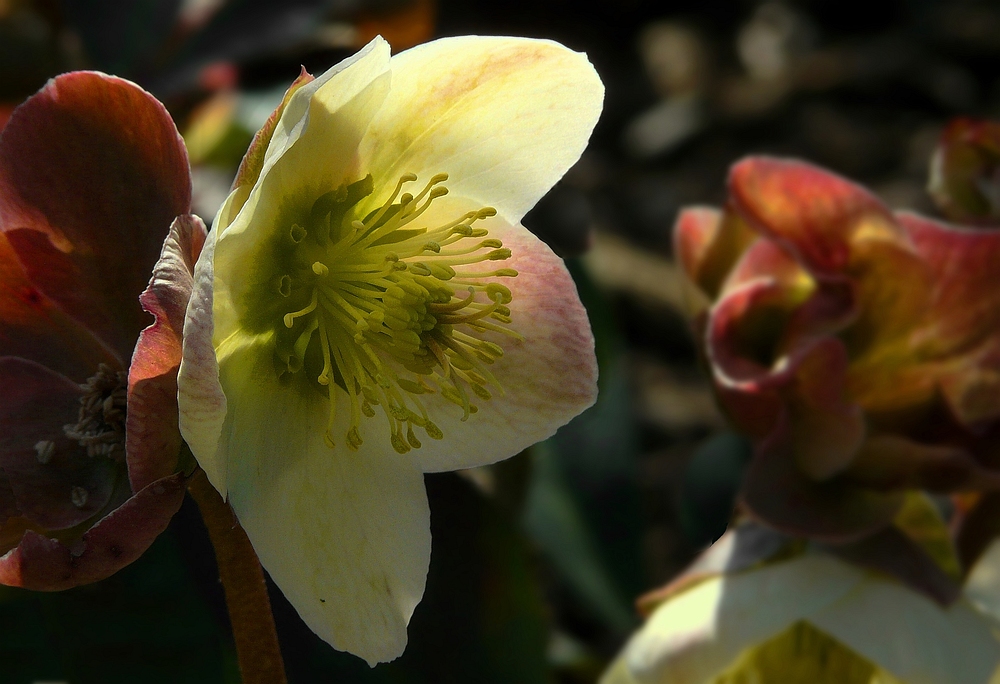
0,529,240,684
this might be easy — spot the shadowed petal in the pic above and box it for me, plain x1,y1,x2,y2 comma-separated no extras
741,416,901,543
0,71,191,358
728,157,904,277
0,358,114,529
128,214,206,492
847,434,1000,493
0,230,118,381
0,472,186,591
824,526,960,606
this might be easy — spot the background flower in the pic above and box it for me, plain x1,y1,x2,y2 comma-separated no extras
0,71,194,589
675,157,1000,550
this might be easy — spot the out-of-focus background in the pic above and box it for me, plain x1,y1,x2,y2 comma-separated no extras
1,0,998,681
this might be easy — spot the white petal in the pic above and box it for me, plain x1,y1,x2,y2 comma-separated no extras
965,537,1000,624
812,578,1000,684
621,555,864,684
358,35,604,225
177,226,229,496
216,338,431,665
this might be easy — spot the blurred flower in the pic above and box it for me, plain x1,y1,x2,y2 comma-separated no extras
0,72,195,588
928,118,1000,224
178,35,603,664
675,157,1000,543
601,523,1000,684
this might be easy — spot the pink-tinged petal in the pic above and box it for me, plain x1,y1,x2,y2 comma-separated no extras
825,526,960,606
0,358,115,529
0,71,191,358
127,214,207,492
413,216,598,473
0,230,118,381
728,157,904,277
848,435,1000,493
927,117,1000,223
720,236,808,294
707,278,804,387
741,415,902,543
177,228,228,497
0,472,186,591
673,207,756,300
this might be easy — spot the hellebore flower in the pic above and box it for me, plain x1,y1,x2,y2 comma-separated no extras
0,72,195,588
675,157,1000,545
178,36,603,664
928,118,1000,225
601,521,1000,684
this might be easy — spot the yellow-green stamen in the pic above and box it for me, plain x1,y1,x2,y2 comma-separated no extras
264,173,522,453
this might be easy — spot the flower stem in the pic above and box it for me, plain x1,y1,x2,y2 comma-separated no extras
189,469,287,684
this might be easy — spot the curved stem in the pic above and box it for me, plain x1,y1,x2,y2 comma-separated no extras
189,469,287,684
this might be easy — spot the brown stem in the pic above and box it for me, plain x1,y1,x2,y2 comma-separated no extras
189,468,287,684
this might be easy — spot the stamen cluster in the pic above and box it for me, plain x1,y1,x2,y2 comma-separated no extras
63,363,128,459
258,173,521,453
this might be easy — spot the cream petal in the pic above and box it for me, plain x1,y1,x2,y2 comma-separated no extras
621,555,864,684
409,215,598,473
177,227,229,496
812,578,1000,684
217,339,431,666
965,538,1000,623
211,59,392,343
358,35,604,225
257,36,391,188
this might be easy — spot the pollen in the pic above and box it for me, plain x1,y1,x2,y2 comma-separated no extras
265,173,522,453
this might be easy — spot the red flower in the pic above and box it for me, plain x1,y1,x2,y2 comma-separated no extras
0,72,198,589
677,157,1000,545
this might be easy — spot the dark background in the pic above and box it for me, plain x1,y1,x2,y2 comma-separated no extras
1,0,996,681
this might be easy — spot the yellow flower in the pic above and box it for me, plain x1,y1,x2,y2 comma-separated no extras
177,35,603,664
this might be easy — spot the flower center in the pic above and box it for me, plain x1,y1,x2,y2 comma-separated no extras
265,173,521,453
63,363,128,460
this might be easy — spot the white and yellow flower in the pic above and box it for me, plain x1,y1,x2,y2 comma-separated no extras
177,35,603,664
602,548,1000,684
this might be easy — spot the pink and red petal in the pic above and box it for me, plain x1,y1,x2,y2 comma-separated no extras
728,156,904,277
0,231,118,381
673,206,756,299
127,215,206,492
0,358,114,530
0,472,186,591
0,71,191,359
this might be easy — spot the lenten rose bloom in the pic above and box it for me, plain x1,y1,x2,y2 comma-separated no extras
0,72,196,588
178,36,604,664
601,523,1000,684
675,156,1000,544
